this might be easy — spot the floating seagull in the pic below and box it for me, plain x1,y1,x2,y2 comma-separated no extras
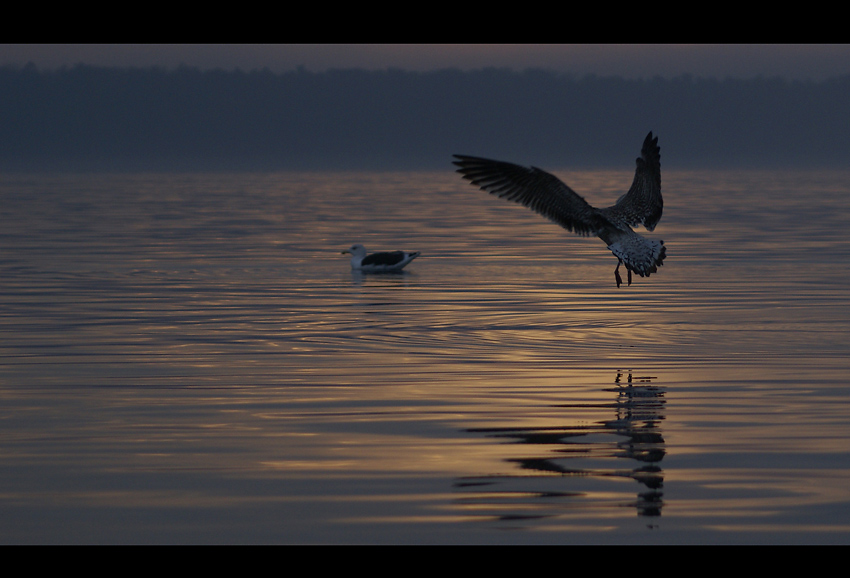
341,243,421,273
453,132,666,288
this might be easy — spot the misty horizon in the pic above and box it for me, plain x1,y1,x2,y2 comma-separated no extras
1,63,849,172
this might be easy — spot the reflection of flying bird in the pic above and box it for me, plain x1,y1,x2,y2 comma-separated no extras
342,243,420,272
453,132,666,287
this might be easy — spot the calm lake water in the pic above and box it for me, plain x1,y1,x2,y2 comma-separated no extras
1,167,849,544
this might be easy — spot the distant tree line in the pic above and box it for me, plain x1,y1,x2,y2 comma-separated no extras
1,63,849,171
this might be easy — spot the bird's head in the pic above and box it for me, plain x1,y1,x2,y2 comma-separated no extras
342,244,366,257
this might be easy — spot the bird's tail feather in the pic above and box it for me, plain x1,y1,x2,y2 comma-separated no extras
606,231,666,277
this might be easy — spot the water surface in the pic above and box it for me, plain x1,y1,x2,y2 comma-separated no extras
1,168,849,543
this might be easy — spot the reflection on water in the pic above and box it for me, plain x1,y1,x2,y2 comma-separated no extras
457,372,666,524
1,169,850,543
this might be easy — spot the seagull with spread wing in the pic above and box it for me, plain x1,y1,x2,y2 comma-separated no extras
453,132,666,287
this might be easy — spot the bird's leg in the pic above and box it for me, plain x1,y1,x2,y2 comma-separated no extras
615,260,623,288
628,267,632,286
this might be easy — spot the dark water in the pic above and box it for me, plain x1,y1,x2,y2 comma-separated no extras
1,168,849,543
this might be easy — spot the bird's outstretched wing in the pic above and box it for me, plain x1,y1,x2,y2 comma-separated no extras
605,131,663,231
452,155,608,237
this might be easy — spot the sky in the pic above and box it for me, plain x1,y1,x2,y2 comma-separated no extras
2,44,850,80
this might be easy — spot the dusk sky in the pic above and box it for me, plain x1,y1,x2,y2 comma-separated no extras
3,44,850,80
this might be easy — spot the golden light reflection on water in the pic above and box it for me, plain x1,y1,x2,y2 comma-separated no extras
2,169,850,543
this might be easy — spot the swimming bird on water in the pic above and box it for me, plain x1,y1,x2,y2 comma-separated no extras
342,243,421,273
453,131,666,288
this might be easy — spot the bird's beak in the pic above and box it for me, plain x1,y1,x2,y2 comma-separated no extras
341,250,350,255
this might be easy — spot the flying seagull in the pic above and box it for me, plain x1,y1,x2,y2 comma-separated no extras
342,243,420,273
453,132,666,287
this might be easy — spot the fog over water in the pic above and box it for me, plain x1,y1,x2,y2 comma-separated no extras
1,64,849,172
